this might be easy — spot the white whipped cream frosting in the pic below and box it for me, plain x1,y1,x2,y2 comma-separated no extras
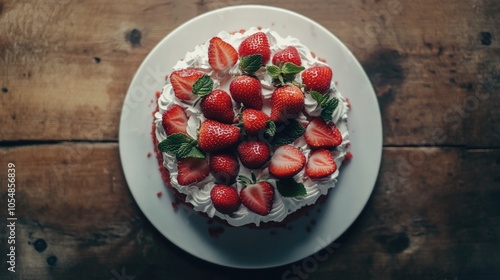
154,27,350,227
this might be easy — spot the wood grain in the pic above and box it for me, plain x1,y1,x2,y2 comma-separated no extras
1,145,499,279
1,0,499,146
1,0,499,279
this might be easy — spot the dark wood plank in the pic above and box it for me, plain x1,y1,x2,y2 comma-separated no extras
0,0,499,147
1,144,498,279
1,0,499,279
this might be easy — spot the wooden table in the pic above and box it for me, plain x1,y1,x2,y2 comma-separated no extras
1,0,499,279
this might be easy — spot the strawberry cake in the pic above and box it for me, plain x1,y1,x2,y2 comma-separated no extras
153,27,350,227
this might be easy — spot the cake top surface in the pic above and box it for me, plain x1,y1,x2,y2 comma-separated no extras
155,27,350,227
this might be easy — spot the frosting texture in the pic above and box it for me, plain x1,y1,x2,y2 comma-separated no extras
154,27,350,227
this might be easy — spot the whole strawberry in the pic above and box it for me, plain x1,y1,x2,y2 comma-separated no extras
209,152,240,184
238,32,271,65
270,85,304,122
272,46,302,66
301,65,333,94
229,75,263,110
198,120,240,152
237,140,270,169
239,176,274,216
200,89,235,124
169,69,204,100
210,185,241,214
242,109,269,136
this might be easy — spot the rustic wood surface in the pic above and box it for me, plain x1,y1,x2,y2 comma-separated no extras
1,0,499,279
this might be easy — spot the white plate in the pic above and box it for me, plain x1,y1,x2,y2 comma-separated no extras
119,5,382,269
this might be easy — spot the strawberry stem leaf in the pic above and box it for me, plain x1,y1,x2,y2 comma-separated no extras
238,175,253,185
251,172,257,183
240,54,262,75
192,75,213,97
276,178,307,197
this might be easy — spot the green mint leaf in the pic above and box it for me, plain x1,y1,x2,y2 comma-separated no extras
282,73,297,84
276,178,307,197
321,95,338,108
323,97,339,111
192,75,213,97
158,133,192,153
281,62,305,75
176,142,196,158
278,75,285,85
265,120,276,138
320,97,339,122
321,107,334,122
157,133,205,159
240,54,262,74
157,140,169,153
270,63,304,86
183,146,205,159
272,119,306,146
266,65,281,78
310,91,324,104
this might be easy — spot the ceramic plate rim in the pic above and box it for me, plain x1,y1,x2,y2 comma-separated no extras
119,4,382,269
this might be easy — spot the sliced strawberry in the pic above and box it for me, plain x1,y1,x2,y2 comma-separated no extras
208,37,238,71
209,153,239,184
240,181,274,216
241,109,269,136
177,157,209,185
229,75,263,110
237,140,270,169
210,185,241,214
331,123,343,147
198,120,240,152
238,32,271,65
170,69,204,100
270,85,304,122
200,89,235,124
272,46,302,66
306,149,337,179
305,118,341,149
301,65,333,94
269,145,306,179
162,104,188,135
